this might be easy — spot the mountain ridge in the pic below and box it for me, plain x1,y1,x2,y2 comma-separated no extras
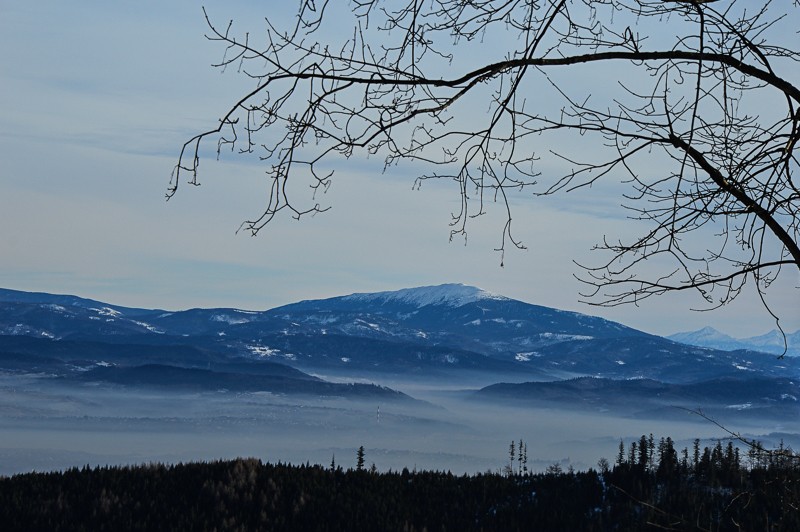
669,326,800,357
1,285,797,388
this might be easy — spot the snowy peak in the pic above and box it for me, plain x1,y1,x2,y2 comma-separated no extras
668,327,800,357
341,284,507,309
669,327,736,344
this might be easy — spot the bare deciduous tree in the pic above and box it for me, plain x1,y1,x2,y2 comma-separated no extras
172,0,799,339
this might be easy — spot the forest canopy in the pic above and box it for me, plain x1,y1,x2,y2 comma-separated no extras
2,441,799,531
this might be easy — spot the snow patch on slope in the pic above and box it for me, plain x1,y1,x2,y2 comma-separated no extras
132,321,165,334
539,332,594,341
211,314,251,325
92,307,122,318
248,345,280,357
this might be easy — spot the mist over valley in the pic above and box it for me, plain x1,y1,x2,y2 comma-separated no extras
1,284,797,476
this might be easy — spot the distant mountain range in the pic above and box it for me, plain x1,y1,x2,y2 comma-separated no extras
474,376,799,421
0,284,797,418
668,326,800,358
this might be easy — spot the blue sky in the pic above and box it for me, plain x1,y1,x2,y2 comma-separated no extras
1,1,798,337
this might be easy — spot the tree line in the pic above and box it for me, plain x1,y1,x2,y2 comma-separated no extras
0,436,797,531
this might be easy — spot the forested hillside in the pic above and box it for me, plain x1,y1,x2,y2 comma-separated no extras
1,439,798,531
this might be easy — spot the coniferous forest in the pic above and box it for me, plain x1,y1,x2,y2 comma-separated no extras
1,437,798,531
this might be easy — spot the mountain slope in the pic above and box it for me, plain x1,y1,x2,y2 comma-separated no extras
0,334,418,402
76,364,413,400
474,376,800,421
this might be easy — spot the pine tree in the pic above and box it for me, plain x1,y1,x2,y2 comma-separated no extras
508,441,516,476
638,435,649,469
356,446,365,471
522,442,528,475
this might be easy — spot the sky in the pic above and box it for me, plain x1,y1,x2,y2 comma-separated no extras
1,1,798,338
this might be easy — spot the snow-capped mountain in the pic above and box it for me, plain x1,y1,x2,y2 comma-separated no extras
340,283,507,308
269,283,647,359
744,330,800,356
668,327,800,357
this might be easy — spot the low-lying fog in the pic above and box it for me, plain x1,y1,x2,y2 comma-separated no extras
0,373,796,477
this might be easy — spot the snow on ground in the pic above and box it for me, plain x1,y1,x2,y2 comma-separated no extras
247,346,280,358
133,321,165,334
211,314,251,325
91,307,122,318
539,332,594,341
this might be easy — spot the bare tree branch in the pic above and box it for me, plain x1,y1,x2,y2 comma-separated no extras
173,0,800,327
